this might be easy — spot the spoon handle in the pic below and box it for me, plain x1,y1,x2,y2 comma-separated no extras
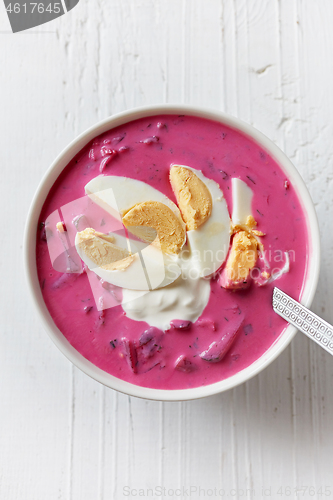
273,287,333,355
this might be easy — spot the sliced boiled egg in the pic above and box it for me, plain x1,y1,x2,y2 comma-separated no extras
231,178,254,226
170,165,231,277
75,229,181,291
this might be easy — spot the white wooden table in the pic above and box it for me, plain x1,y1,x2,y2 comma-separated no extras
1,1,333,498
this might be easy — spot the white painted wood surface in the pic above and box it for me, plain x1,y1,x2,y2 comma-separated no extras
1,1,333,498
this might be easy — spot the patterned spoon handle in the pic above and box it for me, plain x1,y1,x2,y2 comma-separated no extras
273,287,333,355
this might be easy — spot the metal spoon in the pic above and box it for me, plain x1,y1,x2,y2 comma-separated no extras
273,287,333,355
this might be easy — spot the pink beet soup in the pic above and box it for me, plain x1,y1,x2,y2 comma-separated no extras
36,114,309,390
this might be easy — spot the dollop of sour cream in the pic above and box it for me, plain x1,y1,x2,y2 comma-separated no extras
122,252,211,331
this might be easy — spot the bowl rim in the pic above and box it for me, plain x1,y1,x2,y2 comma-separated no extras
24,104,321,401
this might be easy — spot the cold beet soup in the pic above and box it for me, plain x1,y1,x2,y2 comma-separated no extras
36,114,309,390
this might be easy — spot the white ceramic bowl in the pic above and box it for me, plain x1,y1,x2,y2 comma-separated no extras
24,104,320,401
